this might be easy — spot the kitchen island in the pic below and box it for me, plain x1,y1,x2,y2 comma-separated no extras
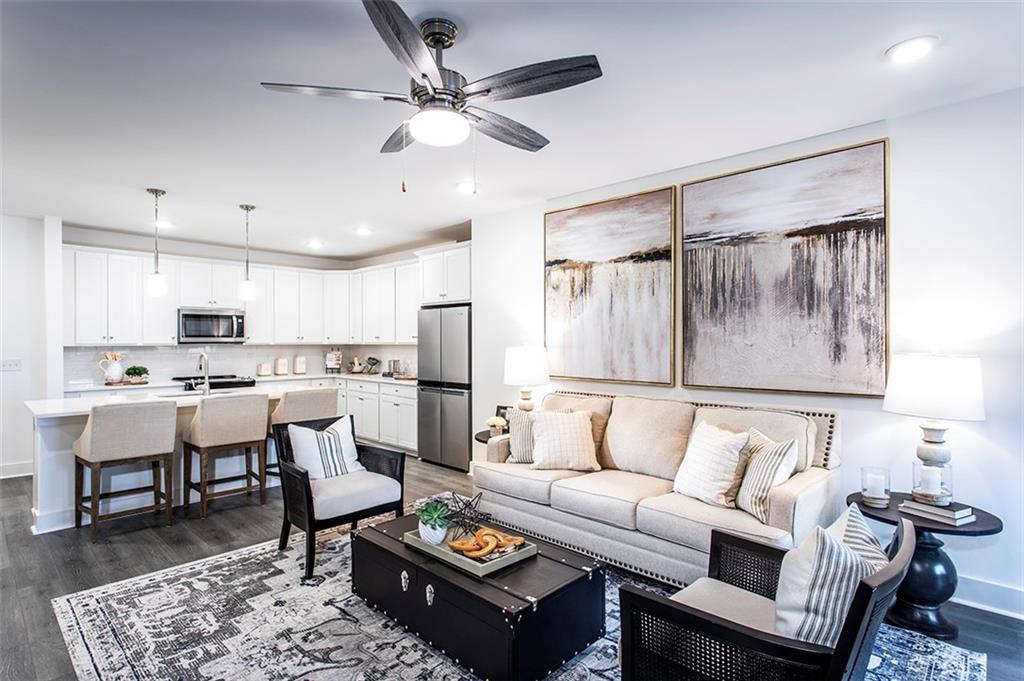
24,376,415,535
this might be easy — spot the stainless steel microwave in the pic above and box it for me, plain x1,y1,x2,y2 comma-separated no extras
178,308,245,344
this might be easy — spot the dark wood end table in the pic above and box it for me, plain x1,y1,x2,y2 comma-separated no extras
474,429,503,444
847,491,1002,640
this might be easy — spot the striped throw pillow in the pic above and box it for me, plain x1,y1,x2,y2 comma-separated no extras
530,411,600,471
507,407,536,463
288,416,365,480
736,429,798,523
827,503,889,570
673,422,750,507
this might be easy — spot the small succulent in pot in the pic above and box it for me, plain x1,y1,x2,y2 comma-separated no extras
124,365,149,384
414,499,452,545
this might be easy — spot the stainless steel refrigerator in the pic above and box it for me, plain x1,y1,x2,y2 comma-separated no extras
417,304,472,471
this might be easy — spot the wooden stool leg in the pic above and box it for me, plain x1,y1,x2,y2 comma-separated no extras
151,460,161,514
199,449,210,519
258,442,267,506
245,446,254,495
90,463,101,543
182,445,193,514
74,459,83,529
164,453,174,526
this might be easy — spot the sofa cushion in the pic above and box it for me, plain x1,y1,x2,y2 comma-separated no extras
637,492,792,553
310,471,401,520
670,577,776,633
473,462,586,505
550,470,673,530
694,406,817,473
542,393,613,454
601,396,695,479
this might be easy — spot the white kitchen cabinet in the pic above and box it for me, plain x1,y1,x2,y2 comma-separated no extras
273,270,300,343
418,244,471,304
361,267,395,344
380,396,417,450
179,262,243,308
394,262,420,343
74,250,108,344
63,249,76,345
337,385,348,416
349,272,364,343
106,254,144,344
141,258,180,345
349,392,380,441
243,267,275,344
211,264,244,309
298,272,324,343
397,398,417,449
323,273,350,344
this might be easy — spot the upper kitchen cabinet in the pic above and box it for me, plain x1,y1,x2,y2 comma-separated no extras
298,272,325,343
243,266,275,344
361,267,395,344
179,261,244,308
72,250,143,345
418,243,471,304
141,258,180,345
395,261,420,343
323,272,350,344
349,272,364,344
273,269,324,344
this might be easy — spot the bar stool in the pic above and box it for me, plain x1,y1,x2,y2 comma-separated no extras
182,393,270,516
264,388,340,481
73,401,178,543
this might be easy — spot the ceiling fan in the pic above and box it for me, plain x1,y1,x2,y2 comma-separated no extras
261,0,602,153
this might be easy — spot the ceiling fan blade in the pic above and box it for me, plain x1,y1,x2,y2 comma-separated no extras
380,122,414,153
362,0,442,87
261,82,412,104
462,55,602,103
463,107,549,152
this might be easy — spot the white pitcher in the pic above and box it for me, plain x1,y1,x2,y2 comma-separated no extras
99,359,124,383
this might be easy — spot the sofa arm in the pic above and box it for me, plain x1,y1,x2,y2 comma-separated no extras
485,434,511,463
767,467,839,544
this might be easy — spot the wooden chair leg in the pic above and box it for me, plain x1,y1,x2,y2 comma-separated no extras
182,444,193,514
90,463,101,543
151,460,161,514
304,530,316,580
164,453,174,526
278,514,290,551
245,446,254,496
74,459,83,529
258,442,267,506
199,449,209,519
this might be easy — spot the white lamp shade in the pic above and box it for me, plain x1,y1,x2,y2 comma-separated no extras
238,278,256,301
504,346,550,387
146,270,167,297
883,353,985,421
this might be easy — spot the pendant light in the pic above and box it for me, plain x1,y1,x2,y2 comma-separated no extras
238,204,256,301
145,188,168,297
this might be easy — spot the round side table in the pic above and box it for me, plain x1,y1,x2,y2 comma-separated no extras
474,430,502,444
847,491,1002,640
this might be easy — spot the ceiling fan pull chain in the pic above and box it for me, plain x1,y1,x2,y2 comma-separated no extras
472,125,478,195
401,120,408,193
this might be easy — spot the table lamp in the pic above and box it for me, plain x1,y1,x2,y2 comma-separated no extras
504,346,550,412
882,353,985,506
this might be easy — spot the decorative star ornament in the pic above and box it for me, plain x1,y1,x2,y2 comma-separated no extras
446,492,492,537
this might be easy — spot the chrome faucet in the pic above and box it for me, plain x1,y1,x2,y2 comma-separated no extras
196,352,210,395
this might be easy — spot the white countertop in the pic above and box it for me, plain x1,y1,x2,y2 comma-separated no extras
63,372,417,393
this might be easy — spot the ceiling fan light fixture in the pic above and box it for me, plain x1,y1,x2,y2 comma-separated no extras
409,107,470,147
456,181,477,195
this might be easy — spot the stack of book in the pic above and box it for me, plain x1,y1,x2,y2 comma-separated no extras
898,499,976,526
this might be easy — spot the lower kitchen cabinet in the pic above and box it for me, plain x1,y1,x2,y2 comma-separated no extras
379,397,417,450
349,392,380,442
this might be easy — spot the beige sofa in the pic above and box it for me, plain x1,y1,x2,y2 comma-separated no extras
473,391,841,587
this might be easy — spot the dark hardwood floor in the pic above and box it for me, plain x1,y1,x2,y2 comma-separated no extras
1,460,1020,681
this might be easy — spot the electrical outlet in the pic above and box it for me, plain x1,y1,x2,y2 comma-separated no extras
0,359,23,372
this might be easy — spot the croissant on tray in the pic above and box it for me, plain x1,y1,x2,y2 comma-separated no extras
446,527,525,559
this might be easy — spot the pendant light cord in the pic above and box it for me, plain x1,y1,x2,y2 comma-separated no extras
240,204,254,280
146,188,166,274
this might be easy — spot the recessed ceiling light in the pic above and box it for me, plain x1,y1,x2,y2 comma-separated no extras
355,226,373,237
306,238,324,249
155,219,174,230
885,35,939,65
456,181,477,195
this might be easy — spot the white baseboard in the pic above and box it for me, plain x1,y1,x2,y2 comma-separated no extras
953,575,1024,620
0,461,32,479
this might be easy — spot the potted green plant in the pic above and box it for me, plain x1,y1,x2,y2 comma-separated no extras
414,499,451,545
124,365,149,384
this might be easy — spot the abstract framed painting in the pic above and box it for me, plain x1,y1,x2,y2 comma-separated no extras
544,186,675,385
682,140,888,396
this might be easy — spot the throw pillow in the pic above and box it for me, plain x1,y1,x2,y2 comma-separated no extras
775,527,878,647
530,411,600,471
827,503,890,570
287,415,364,480
542,394,614,454
737,428,799,523
673,422,750,507
507,407,535,463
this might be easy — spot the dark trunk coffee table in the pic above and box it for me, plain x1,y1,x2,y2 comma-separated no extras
352,514,606,681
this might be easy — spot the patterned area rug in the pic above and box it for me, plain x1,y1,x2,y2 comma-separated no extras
53,522,986,681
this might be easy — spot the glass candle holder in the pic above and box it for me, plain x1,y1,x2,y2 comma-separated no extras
860,467,891,508
912,460,953,507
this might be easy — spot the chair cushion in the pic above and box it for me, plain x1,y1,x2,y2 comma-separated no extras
601,396,695,479
542,393,613,453
673,422,750,508
637,492,793,553
310,471,401,520
694,406,817,473
473,462,586,505
288,415,364,480
670,577,776,634
550,470,673,530
531,411,601,471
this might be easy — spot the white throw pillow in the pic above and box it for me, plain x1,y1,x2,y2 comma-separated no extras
288,415,364,480
827,503,889,570
673,422,750,507
507,407,535,463
737,429,798,523
530,411,600,471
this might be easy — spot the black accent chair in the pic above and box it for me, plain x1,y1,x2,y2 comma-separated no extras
620,519,915,681
272,416,406,579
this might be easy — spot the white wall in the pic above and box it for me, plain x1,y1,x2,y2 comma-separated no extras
0,215,48,478
471,88,1023,616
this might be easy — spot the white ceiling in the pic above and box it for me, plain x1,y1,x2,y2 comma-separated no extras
3,1,1020,258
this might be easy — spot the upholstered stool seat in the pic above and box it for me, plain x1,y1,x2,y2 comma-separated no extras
264,388,339,479
183,393,270,516
73,401,177,542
